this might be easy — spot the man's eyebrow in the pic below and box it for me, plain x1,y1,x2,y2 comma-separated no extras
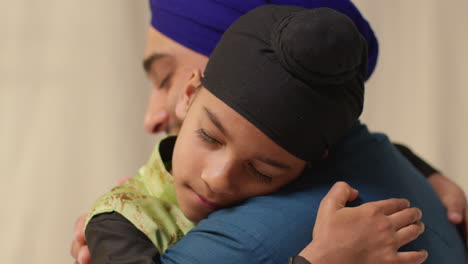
204,107,227,135
142,53,167,74
257,156,291,170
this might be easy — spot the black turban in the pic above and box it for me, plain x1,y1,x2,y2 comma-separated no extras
202,5,367,161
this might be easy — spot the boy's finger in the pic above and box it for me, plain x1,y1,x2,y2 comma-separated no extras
319,181,358,215
369,198,410,216
388,207,422,230
396,221,425,248
397,250,428,264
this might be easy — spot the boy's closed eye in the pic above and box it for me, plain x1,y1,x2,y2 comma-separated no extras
196,128,220,145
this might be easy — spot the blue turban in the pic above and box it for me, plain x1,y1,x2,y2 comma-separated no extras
150,0,378,80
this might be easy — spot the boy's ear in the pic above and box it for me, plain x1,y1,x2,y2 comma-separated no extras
175,69,202,121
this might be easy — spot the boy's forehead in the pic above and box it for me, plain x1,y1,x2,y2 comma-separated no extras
188,89,301,162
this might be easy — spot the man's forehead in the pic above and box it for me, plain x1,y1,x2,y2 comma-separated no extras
143,27,179,60
145,26,210,62
144,27,169,58
145,27,192,57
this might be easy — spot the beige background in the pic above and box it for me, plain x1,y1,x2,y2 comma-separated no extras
1,1,467,263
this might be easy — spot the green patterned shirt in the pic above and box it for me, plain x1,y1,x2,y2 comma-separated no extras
84,136,195,253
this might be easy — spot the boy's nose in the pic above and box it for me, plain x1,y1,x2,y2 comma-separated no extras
201,162,236,195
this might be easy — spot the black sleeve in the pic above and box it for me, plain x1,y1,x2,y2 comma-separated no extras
393,143,439,177
85,212,162,264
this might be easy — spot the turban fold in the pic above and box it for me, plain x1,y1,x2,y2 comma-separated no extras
150,0,378,80
201,6,367,161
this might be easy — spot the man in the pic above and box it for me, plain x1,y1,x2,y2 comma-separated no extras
71,0,467,263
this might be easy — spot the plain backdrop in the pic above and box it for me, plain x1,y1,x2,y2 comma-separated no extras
1,1,467,263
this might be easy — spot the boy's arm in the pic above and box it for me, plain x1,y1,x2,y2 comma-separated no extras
85,212,162,264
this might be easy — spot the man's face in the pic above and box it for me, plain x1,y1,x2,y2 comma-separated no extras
172,87,306,222
143,27,208,134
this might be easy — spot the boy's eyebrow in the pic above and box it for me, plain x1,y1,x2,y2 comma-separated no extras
257,156,291,170
142,53,168,74
204,107,227,135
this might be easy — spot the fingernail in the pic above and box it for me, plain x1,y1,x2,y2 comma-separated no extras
420,250,429,261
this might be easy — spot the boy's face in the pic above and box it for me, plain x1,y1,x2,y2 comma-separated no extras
172,87,306,222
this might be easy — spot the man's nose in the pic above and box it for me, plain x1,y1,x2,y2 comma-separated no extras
144,110,169,134
201,161,237,195
143,88,170,134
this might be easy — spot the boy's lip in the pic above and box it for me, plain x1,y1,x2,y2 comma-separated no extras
191,189,219,210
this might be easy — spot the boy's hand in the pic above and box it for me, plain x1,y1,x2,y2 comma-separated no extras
428,172,467,242
299,182,428,264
